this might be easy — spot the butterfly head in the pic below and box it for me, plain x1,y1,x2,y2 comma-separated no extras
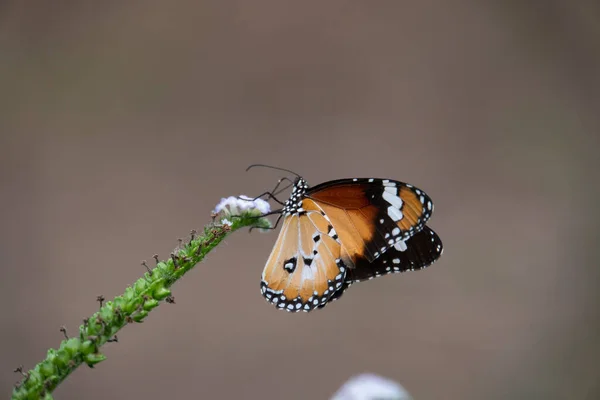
282,177,309,216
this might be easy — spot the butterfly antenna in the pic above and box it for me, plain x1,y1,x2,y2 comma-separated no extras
246,164,301,179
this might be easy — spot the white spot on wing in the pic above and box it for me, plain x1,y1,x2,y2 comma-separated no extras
384,187,397,196
382,191,403,208
387,206,403,221
394,240,407,252
284,262,295,271
301,265,315,281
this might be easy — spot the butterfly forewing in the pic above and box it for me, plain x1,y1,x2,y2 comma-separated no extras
306,178,434,262
260,212,347,312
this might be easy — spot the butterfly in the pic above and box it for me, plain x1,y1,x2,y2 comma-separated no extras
249,165,443,312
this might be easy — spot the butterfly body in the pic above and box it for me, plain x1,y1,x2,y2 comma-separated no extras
259,176,442,312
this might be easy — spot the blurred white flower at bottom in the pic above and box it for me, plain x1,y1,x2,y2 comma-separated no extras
330,373,412,400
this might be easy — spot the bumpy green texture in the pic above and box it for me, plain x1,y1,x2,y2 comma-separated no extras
11,212,271,400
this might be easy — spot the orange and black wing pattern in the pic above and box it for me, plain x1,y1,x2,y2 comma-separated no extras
316,227,443,308
305,178,434,263
258,176,442,312
345,226,443,282
260,211,349,312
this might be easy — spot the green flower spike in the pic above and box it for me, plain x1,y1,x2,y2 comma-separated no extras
11,195,272,400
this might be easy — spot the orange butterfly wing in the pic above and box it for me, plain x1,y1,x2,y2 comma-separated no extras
260,212,348,312
305,178,434,263
259,176,441,312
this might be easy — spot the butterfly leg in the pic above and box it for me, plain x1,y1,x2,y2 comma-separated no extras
241,192,285,206
241,177,295,206
248,213,284,233
226,209,284,231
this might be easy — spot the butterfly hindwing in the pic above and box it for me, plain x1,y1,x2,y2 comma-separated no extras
305,178,434,262
345,226,443,283
260,212,348,312
317,280,352,309
316,227,442,307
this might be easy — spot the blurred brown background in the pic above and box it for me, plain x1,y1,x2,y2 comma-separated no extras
1,1,599,399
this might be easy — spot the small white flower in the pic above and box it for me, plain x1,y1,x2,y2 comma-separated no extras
221,218,233,227
213,196,238,214
330,374,412,400
237,195,271,215
213,195,271,216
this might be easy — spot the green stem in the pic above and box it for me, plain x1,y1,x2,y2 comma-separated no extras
11,212,270,400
